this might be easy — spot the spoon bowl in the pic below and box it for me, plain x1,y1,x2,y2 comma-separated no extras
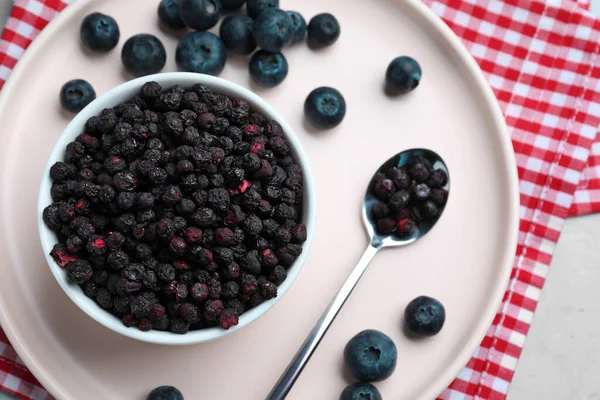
363,148,450,248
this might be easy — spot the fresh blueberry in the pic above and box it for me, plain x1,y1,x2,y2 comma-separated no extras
340,382,382,400
121,34,167,77
60,79,96,113
158,0,186,30
344,329,397,382
287,11,307,43
219,14,256,55
80,12,120,52
222,0,246,9
249,51,288,88
307,13,340,48
246,0,279,19
386,56,422,94
404,295,445,337
176,32,227,76
179,0,222,31
146,385,184,400
253,8,294,52
304,87,346,130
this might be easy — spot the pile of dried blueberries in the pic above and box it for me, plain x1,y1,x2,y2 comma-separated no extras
369,156,448,236
43,82,307,334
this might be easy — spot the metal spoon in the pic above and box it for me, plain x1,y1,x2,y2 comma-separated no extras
266,148,450,400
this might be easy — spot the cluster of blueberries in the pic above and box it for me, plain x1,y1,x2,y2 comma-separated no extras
60,0,423,132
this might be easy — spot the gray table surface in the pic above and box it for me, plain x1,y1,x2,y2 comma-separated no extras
1,1,600,399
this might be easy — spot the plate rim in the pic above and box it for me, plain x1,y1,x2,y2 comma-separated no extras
0,0,520,399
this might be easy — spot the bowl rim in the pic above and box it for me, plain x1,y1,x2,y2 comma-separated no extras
38,72,317,345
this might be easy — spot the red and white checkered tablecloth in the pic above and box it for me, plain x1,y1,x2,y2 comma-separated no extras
1,0,599,399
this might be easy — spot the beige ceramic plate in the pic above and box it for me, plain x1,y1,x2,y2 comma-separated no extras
0,0,519,399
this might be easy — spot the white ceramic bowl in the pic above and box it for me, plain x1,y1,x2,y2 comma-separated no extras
38,72,317,345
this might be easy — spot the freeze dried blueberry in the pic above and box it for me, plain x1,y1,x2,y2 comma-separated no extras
430,188,448,207
240,250,261,274
156,218,176,238
66,260,93,284
276,244,302,267
409,162,430,183
87,235,107,256
170,318,191,334
113,213,135,233
66,235,84,253
242,213,263,236
204,299,224,321
130,295,153,318
208,278,222,299
386,167,410,189
371,202,390,219
288,223,306,244
77,168,96,182
96,288,113,309
389,190,410,210
183,226,203,244
83,281,99,299
50,162,76,182
43,204,62,231
422,200,439,218
223,263,241,280
117,192,136,210
180,303,200,323
157,263,176,281
219,308,239,330
373,179,395,201
413,184,431,201
376,218,396,235
190,282,209,303
268,265,287,285
169,237,187,256
260,281,277,300
148,167,168,184
115,277,142,296
397,218,416,235
191,208,217,228
260,249,279,269
274,203,296,222
122,263,146,282
428,169,448,188
223,205,246,227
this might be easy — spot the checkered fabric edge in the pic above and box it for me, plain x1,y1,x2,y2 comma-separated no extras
0,1,599,400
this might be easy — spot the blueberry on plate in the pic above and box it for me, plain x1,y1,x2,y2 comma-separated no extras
146,385,184,400
344,329,397,382
158,0,186,30
246,0,279,19
222,0,246,9
179,0,222,31
386,56,422,94
287,11,307,43
249,51,288,88
307,13,340,48
219,14,256,55
80,12,120,52
340,382,382,400
60,79,96,113
121,34,167,77
304,87,346,130
176,32,227,76
404,295,445,337
253,8,294,52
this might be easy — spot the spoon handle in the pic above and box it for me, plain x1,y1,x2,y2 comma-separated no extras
266,243,381,400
